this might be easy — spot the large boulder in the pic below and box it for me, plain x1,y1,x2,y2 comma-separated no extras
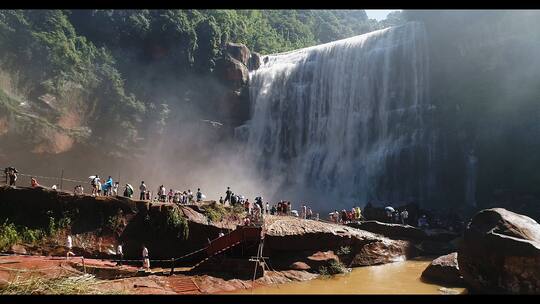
248,52,261,71
421,252,464,285
264,216,418,268
458,208,540,294
225,43,251,67
214,56,249,88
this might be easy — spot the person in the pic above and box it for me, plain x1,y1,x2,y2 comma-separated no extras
146,190,151,200
103,176,113,196
307,207,313,220
112,182,119,196
288,202,292,216
418,215,429,229
96,178,102,196
243,216,251,226
187,189,193,203
219,196,224,204
168,189,174,203
277,202,282,215
224,187,232,204
142,245,150,271
123,184,133,198
302,204,307,219
393,211,400,224
160,185,167,202
117,243,124,266
386,208,393,223
356,207,362,221
7,167,17,186
51,184,57,191
244,199,250,214
265,202,270,215
66,235,75,260
253,202,261,221
401,209,409,225
195,188,202,203
31,177,39,188
138,181,146,200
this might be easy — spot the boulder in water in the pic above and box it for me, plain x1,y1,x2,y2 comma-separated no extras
421,252,464,285
458,208,540,294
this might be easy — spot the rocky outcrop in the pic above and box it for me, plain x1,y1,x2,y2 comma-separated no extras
248,52,261,71
458,208,540,294
225,43,251,67
263,216,418,269
347,221,427,240
421,252,464,285
347,220,458,256
215,55,249,88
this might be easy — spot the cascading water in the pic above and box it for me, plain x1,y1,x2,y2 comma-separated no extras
238,22,435,210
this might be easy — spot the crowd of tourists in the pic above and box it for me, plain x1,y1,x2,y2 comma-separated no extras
329,207,363,224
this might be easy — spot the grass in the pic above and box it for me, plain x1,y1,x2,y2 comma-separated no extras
0,216,72,251
0,273,125,295
318,260,348,276
203,202,245,223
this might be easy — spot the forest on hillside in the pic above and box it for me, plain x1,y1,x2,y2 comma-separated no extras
0,10,404,153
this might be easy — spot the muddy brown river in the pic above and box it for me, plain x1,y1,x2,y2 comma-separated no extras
235,258,466,294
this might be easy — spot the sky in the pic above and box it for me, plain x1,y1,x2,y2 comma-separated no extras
365,10,400,21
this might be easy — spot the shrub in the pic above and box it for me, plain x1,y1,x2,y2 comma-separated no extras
328,260,348,274
336,246,351,256
106,214,124,233
166,207,189,240
0,220,20,251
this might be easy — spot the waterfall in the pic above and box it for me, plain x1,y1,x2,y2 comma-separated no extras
239,22,433,209
465,149,478,208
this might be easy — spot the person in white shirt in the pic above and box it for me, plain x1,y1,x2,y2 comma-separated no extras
139,181,147,200
142,245,150,271
117,243,124,266
265,202,269,215
112,182,118,196
401,210,409,225
66,235,75,259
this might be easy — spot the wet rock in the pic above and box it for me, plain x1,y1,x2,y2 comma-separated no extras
225,42,251,67
458,208,540,294
348,221,426,240
214,55,249,88
264,216,418,268
351,239,416,266
248,52,261,71
290,261,311,271
421,252,464,285
306,250,339,269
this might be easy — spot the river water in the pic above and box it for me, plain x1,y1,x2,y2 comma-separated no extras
235,258,466,294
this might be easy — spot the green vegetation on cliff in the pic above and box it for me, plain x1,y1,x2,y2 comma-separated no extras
0,9,403,155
